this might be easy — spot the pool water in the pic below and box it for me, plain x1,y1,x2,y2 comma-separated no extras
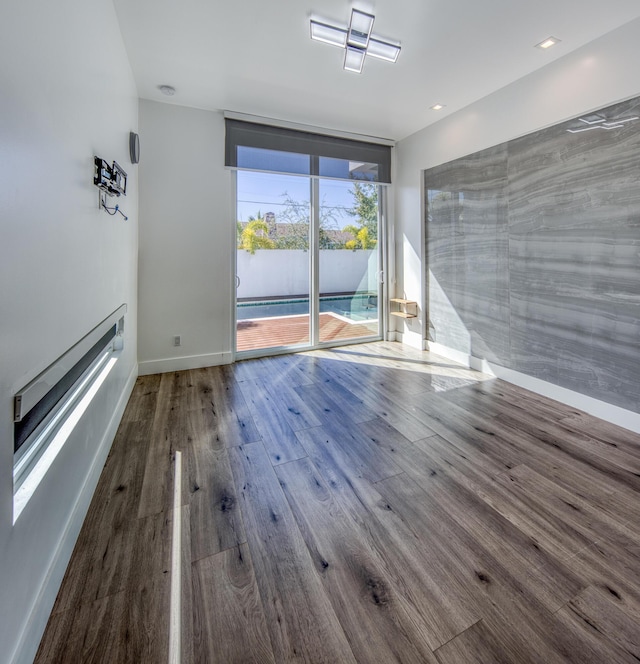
237,295,378,322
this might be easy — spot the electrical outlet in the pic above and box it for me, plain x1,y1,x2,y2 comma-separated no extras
173,335,181,347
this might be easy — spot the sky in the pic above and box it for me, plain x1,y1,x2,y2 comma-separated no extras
237,171,360,230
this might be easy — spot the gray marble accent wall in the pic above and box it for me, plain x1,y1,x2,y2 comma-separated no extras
426,144,510,364
425,95,640,413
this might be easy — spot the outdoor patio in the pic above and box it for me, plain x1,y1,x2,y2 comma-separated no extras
237,312,378,351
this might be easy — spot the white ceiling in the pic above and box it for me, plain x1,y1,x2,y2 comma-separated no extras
113,0,640,141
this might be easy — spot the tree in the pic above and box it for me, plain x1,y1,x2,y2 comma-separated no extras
276,192,345,249
342,224,377,250
342,183,378,249
262,195,307,249
347,183,378,239
237,184,379,252
238,218,275,254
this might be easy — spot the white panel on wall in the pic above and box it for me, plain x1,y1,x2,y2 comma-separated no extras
0,1,139,662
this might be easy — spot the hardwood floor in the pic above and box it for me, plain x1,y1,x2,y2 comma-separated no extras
34,342,640,663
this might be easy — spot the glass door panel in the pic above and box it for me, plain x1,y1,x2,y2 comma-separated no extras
236,171,310,353
318,180,381,343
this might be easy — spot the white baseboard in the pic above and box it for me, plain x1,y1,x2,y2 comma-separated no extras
138,351,233,376
394,329,424,351
427,342,496,375
11,363,138,664
426,341,640,435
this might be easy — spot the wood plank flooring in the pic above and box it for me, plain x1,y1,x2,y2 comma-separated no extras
35,342,640,663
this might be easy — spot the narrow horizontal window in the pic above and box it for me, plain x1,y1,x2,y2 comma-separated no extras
225,119,391,183
319,156,379,181
237,146,311,175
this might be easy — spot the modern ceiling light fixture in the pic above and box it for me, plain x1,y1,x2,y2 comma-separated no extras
535,36,561,49
430,103,445,111
310,8,401,74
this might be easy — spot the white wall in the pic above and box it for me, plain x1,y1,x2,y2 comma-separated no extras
0,2,139,663
237,249,377,299
395,17,640,350
138,101,233,375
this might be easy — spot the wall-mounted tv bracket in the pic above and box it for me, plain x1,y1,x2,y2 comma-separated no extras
94,156,128,220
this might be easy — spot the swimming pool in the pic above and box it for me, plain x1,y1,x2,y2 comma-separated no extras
237,294,378,322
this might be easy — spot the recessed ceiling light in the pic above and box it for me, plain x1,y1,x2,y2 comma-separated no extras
158,85,176,96
535,36,560,49
310,9,400,73
430,104,445,111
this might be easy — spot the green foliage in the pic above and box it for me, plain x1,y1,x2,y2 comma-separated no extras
342,183,379,249
319,228,340,249
237,183,379,252
342,224,377,250
238,218,275,254
346,183,378,240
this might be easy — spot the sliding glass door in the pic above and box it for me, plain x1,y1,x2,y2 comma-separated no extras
236,170,311,353
318,179,380,344
227,118,389,357
235,175,382,356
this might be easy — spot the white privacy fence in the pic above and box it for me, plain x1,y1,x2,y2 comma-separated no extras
237,249,378,299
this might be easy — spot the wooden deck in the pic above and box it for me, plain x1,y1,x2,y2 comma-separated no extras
236,312,378,351
35,341,640,663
